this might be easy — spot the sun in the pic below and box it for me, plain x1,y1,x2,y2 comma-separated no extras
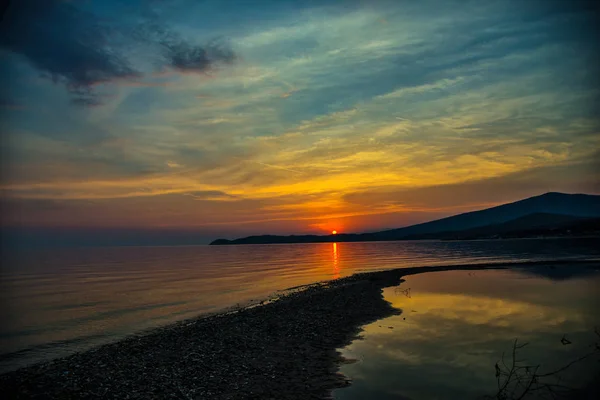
332,230,337,235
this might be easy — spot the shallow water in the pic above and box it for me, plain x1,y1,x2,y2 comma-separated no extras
335,268,600,400
1,238,598,373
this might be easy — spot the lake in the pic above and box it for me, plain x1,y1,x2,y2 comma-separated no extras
335,268,600,399
1,238,599,373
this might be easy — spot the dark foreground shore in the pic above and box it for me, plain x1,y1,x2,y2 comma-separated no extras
1,259,599,399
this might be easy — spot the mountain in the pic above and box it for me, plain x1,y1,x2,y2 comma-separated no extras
210,192,600,245
403,213,600,240
457,212,585,234
370,192,600,240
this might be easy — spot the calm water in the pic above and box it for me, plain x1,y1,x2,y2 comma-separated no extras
335,268,600,400
1,238,599,373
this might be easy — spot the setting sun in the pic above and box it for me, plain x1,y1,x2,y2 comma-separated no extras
332,230,337,235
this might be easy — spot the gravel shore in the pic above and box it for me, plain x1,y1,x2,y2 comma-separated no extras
1,259,598,399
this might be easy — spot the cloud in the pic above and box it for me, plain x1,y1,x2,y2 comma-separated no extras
0,0,139,105
161,37,236,73
0,0,237,106
1,0,598,235
182,190,240,201
0,99,25,110
343,158,600,211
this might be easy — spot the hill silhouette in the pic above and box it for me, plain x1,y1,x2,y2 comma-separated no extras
402,213,600,240
210,192,600,245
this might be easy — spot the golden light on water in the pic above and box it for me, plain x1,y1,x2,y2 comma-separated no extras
332,242,340,279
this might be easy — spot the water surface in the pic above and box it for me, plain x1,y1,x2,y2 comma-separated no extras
335,267,600,399
1,238,598,373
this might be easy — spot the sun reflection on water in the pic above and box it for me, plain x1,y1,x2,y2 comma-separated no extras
332,242,340,279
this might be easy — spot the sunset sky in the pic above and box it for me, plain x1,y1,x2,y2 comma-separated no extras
1,0,599,243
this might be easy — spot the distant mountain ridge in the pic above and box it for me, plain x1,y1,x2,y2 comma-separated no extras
210,192,600,245
370,192,600,239
402,213,598,240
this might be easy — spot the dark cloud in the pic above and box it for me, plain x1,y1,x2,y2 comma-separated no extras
0,0,139,104
0,99,25,110
68,87,107,107
132,14,236,74
0,0,236,106
161,37,236,73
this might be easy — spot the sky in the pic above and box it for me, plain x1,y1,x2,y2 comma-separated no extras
0,0,599,244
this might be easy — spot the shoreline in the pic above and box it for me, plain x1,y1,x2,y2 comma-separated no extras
1,259,599,399
210,233,600,246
